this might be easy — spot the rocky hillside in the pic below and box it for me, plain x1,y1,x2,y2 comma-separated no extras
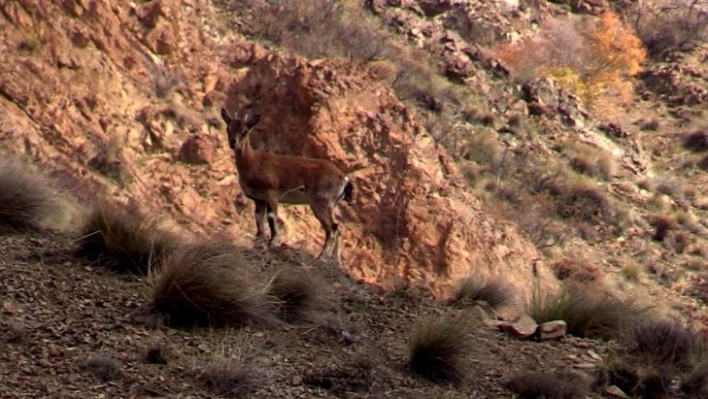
0,0,556,298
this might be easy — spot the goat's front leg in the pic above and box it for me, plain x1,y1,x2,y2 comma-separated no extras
263,193,282,248
253,199,268,250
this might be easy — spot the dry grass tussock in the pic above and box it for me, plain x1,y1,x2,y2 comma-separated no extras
452,271,515,309
561,140,616,180
621,319,703,367
197,354,257,398
0,153,81,234
506,371,588,399
528,281,654,339
74,202,179,274
150,243,281,329
263,267,328,322
408,312,474,385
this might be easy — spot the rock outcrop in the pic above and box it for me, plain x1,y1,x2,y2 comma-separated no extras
221,51,553,297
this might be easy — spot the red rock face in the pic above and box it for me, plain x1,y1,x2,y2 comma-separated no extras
223,53,552,298
0,0,554,299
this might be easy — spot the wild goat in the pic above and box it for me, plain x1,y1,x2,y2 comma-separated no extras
220,107,354,261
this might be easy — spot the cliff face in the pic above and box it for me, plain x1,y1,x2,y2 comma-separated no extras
0,0,552,298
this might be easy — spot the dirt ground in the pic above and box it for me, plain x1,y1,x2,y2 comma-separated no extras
0,231,609,398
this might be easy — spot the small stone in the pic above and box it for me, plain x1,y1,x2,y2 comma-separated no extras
498,314,538,339
537,320,567,340
606,385,630,398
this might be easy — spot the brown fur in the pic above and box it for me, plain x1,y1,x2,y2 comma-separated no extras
221,107,354,261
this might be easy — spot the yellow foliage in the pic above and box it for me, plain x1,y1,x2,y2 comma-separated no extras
495,11,647,120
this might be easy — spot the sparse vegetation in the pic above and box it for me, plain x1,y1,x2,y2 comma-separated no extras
683,129,708,152
562,140,616,180
622,319,698,366
0,153,79,234
198,355,256,398
682,363,708,397
551,258,603,284
87,138,131,187
495,11,646,118
452,271,515,309
84,354,122,382
263,267,327,322
19,32,43,53
507,371,588,399
529,282,653,339
74,202,178,274
304,357,393,395
628,0,708,59
408,312,473,385
150,243,281,328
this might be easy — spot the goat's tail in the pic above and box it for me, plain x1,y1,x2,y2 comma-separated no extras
343,180,355,203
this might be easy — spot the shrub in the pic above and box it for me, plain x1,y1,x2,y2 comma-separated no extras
683,130,708,152
453,271,515,309
74,202,178,274
551,258,602,284
630,0,708,58
0,153,79,233
622,319,697,366
408,312,473,385
495,11,646,118
562,140,616,180
263,267,326,322
650,214,676,241
556,177,615,225
528,282,653,339
198,355,256,398
150,244,280,328
507,371,588,399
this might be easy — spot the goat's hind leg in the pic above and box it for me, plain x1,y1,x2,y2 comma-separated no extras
310,200,338,260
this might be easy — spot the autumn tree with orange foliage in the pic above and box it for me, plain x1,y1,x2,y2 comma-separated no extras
495,12,646,120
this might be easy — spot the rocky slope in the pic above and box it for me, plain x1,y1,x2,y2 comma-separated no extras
0,0,554,299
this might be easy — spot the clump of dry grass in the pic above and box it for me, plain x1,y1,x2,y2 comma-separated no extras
650,214,676,241
551,258,603,284
622,319,698,366
507,371,588,398
74,202,178,274
0,153,80,234
408,312,474,385
84,353,122,382
683,130,708,152
528,282,653,339
682,363,708,397
562,140,616,180
263,267,327,322
150,244,280,329
198,355,256,398
452,271,515,309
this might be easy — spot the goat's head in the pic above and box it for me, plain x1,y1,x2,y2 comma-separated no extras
220,108,261,150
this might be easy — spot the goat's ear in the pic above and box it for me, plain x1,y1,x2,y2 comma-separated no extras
220,108,232,125
246,114,261,129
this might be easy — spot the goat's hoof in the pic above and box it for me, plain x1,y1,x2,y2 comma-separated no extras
269,237,282,248
253,237,268,250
